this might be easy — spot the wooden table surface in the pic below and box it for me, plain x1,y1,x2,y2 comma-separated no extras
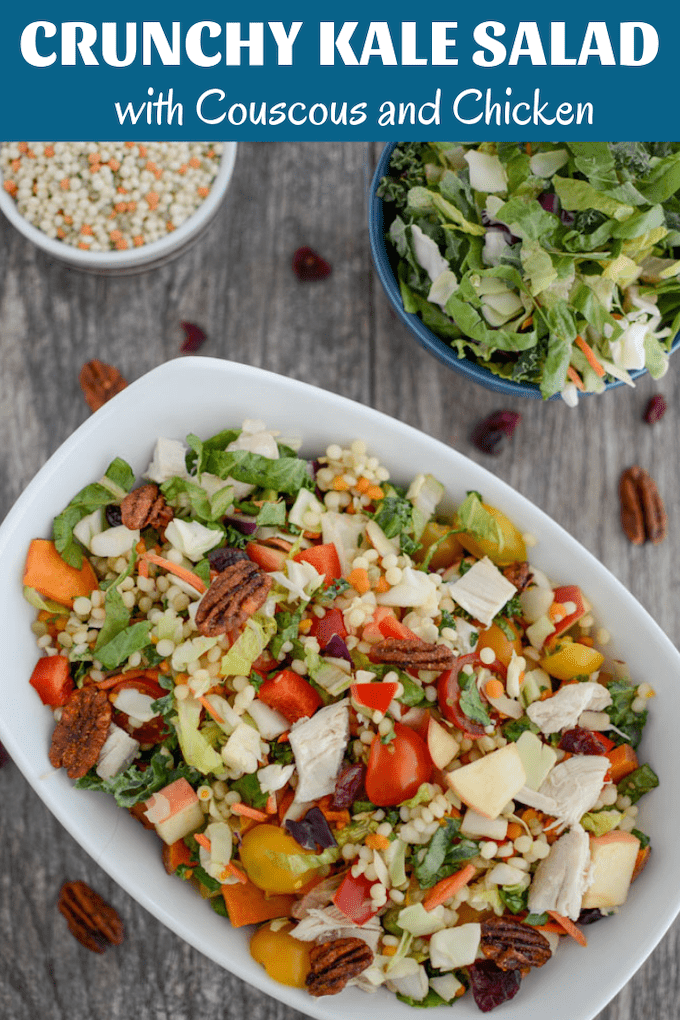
0,142,677,1020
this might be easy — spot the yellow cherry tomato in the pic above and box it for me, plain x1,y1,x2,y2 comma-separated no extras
456,503,526,566
476,621,522,668
239,824,321,894
250,921,312,988
415,521,464,571
540,642,604,680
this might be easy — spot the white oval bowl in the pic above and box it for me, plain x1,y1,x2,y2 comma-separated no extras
0,144,237,274
0,357,676,1020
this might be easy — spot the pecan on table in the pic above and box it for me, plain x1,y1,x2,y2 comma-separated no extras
480,916,552,976
195,559,272,637
502,561,533,592
619,466,667,546
120,483,173,531
79,360,128,412
371,638,455,672
305,937,373,996
48,686,112,780
58,880,124,953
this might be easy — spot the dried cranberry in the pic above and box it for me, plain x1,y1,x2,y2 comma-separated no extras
643,394,667,424
180,321,207,353
207,546,249,572
105,503,123,527
470,411,522,456
332,763,365,809
577,908,605,925
468,960,522,1013
558,727,607,756
292,246,332,282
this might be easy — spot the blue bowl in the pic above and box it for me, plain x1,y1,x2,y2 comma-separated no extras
368,142,677,400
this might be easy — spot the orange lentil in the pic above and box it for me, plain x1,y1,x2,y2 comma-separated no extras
127,201,137,213
485,678,505,700
365,832,390,851
138,144,148,157
109,229,123,242
548,603,567,623
3,180,17,196
125,141,135,148
10,159,21,173
297,618,313,634
88,152,101,164
45,145,55,157
133,235,145,247
145,191,160,208
366,485,384,501
26,149,36,159
117,185,128,193
63,214,73,224
90,163,101,173
108,158,120,171
166,221,175,232
382,945,398,957
56,227,66,239
60,178,70,190
80,224,93,236
506,822,523,841
375,575,390,593
355,476,370,493
17,142,28,154
189,156,201,168
332,475,350,491
197,186,210,198
177,164,188,175
115,239,129,250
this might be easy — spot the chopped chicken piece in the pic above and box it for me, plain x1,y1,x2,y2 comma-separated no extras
517,754,610,832
290,905,382,952
528,825,592,920
289,702,349,803
527,681,612,735
95,723,140,780
447,557,517,627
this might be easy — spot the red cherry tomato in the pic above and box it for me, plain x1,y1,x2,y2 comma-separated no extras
364,722,433,807
437,653,506,738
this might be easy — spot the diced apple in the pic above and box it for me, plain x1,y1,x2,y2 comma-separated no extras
143,777,204,846
429,924,481,970
460,807,508,842
581,831,640,910
446,744,527,820
515,731,558,791
428,717,460,770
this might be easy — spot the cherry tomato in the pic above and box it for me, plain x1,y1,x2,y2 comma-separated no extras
240,824,323,894
365,722,433,806
250,921,312,987
456,503,526,566
437,654,506,737
475,622,522,668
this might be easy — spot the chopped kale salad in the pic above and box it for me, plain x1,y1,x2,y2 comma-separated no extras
24,420,657,1009
378,142,680,404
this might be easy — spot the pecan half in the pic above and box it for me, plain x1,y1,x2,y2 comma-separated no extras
58,880,124,953
49,687,112,779
502,561,532,592
195,560,272,637
120,483,173,531
79,360,128,412
480,916,551,976
371,638,455,672
305,937,373,996
619,466,667,546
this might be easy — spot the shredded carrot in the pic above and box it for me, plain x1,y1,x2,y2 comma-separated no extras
365,832,390,851
224,860,249,884
366,485,384,501
547,911,588,946
230,802,270,822
265,794,277,814
578,636,595,647
566,366,585,391
485,678,504,699
198,695,224,724
574,335,606,378
96,668,161,690
535,921,566,935
348,567,371,595
519,315,534,331
320,808,350,829
194,832,212,851
525,142,532,155
423,863,476,911
375,575,390,593
141,551,207,593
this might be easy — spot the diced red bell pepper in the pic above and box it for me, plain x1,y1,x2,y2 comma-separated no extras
551,585,589,637
351,682,399,715
293,542,342,582
310,607,347,649
257,669,322,723
29,655,74,707
246,542,288,572
376,612,420,642
332,870,379,925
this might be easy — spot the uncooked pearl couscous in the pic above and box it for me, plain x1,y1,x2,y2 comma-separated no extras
1,142,222,252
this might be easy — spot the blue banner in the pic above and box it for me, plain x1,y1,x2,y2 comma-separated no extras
1,3,677,140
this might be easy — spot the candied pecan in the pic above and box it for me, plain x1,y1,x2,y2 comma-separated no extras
79,360,128,412
120,483,173,531
480,916,551,976
305,937,373,996
619,466,667,546
371,638,455,672
48,687,112,780
58,880,124,953
195,560,272,637
502,561,532,592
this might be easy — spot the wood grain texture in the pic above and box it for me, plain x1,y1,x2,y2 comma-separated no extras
0,141,677,1020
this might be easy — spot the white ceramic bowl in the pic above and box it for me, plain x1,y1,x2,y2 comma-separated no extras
0,357,677,1020
0,144,238,274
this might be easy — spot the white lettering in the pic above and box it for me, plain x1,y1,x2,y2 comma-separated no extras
102,23,136,67
196,88,226,124
268,22,303,65
620,22,658,66
550,22,576,66
185,22,221,67
472,22,506,67
20,21,57,67
360,22,397,65
225,22,264,65
402,22,426,66
578,23,616,65
509,23,547,65
319,22,358,65
431,22,458,65
62,22,98,65
143,22,180,65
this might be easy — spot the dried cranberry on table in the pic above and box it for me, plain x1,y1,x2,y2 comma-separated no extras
292,246,332,281
180,321,207,353
643,394,667,424
470,411,522,455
